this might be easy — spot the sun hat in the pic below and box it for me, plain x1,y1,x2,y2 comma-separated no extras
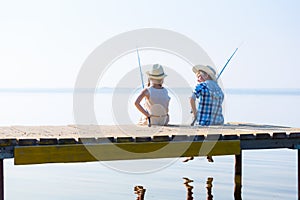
146,64,167,80
192,65,217,81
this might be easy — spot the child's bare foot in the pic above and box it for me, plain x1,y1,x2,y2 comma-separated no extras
207,156,214,162
183,156,194,162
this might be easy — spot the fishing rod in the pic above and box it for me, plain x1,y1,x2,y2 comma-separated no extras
136,48,145,89
136,48,151,127
191,47,239,126
216,47,239,80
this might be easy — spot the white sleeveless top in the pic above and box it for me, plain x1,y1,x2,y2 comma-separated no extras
139,86,170,126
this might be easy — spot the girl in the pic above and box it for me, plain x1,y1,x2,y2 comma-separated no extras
135,64,170,126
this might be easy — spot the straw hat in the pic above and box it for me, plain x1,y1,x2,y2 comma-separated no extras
192,65,217,81
146,64,167,79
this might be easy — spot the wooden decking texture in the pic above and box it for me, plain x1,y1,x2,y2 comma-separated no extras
0,122,299,140
2,122,298,165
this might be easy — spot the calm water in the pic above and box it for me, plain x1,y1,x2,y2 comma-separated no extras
1,89,299,199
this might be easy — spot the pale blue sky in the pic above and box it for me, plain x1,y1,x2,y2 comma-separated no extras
0,0,299,89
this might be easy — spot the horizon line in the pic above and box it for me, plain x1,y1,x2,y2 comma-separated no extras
0,87,299,95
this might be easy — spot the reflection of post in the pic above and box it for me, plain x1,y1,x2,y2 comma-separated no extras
183,177,194,200
134,185,146,200
234,153,242,200
206,177,213,200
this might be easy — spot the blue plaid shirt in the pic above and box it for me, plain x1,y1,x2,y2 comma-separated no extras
192,80,224,126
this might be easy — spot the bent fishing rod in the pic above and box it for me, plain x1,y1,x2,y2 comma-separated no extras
191,47,239,126
136,48,151,127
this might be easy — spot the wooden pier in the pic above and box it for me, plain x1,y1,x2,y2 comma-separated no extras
1,122,300,199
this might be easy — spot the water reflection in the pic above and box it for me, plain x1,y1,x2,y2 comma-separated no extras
183,177,194,200
206,177,213,200
134,175,242,199
134,185,146,200
183,177,213,200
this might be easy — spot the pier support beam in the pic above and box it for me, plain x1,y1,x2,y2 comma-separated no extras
0,159,3,200
297,149,300,200
234,152,242,200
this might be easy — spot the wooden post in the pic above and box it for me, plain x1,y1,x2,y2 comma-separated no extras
0,159,3,200
297,149,300,200
234,152,242,200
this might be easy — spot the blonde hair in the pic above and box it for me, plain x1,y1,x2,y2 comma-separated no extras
197,70,212,80
147,78,164,87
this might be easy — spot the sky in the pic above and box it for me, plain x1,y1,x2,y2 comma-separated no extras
0,0,300,89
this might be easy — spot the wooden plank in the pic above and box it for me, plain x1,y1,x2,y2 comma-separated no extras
223,135,239,140
240,134,255,140
39,138,58,145
241,138,300,149
135,137,151,142
11,126,79,139
206,134,222,140
290,132,300,139
42,126,79,138
0,139,17,147
273,132,287,139
12,126,53,137
15,145,95,165
0,127,24,138
255,133,271,139
78,138,97,144
18,139,37,146
0,123,300,140
193,135,205,141
14,140,240,165
58,138,77,145
152,136,170,142
171,135,191,141
97,137,115,143
116,137,134,143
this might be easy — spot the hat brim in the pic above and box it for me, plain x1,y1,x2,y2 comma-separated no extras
146,72,167,80
192,65,217,81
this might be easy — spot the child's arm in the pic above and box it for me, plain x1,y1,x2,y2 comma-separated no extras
190,95,197,119
134,88,151,118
